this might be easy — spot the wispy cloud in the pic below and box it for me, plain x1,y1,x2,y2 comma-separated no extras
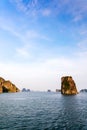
0,15,51,60
78,40,87,51
78,27,87,35
9,0,55,17
16,44,30,58
66,0,87,22
10,0,87,22
25,30,51,41
72,15,83,22
79,30,87,36
41,9,51,16
50,0,87,22
0,17,22,40
10,0,45,17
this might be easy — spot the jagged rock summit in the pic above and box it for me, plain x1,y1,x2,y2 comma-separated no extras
0,77,20,93
61,76,78,95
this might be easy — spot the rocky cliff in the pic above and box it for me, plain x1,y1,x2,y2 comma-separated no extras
0,77,20,93
61,76,78,95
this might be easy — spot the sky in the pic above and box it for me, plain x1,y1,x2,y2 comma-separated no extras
0,0,87,91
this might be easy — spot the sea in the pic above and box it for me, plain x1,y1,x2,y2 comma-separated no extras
0,92,87,130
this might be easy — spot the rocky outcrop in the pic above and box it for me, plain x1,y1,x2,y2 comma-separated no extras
0,77,20,93
56,89,61,92
80,89,87,93
22,88,30,92
47,89,51,92
61,76,78,95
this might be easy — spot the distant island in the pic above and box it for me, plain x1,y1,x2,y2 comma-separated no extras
0,77,20,93
80,89,87,93
47,89,51,92
22,88,30,92
0,76,80,95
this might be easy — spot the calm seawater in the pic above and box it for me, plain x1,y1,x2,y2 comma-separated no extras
0,92,87,130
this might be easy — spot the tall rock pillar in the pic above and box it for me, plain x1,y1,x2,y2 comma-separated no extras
61,76,78,95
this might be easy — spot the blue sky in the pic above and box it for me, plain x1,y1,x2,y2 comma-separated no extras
0,0,87,91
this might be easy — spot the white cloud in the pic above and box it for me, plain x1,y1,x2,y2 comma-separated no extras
72,15,83,22
51,0,87,22
0,17,23,42
66,0,87,22
9,0,87,22
0,15,50,41
10,0,39,17
0,55,87,91
11,0,27,12
0,16,51,60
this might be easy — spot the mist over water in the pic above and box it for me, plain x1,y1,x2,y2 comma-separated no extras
0,92,87,130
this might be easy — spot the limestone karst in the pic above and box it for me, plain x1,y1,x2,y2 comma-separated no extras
0,77,20,93
61,76,78,95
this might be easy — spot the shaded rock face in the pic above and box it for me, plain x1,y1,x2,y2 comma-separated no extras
0,77,20,93
61,76,78,95
56,89,61,92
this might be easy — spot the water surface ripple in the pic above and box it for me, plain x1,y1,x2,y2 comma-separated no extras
0,92,87,130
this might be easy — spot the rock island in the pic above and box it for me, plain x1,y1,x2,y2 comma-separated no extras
0,77,20,93
61,76,78,95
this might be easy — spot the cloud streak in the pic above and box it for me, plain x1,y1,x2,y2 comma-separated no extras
0,15,51,60
10,0,87,22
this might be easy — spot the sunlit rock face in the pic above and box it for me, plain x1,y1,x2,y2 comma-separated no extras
0,77,5,84
0,77,20,93
61,76,78,95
